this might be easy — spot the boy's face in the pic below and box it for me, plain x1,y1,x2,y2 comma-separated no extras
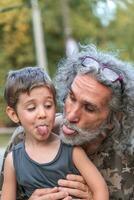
7,86,56,142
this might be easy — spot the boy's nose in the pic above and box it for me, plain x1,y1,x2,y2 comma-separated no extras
38,107,46,118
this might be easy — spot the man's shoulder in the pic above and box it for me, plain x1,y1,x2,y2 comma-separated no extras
92,149,134,199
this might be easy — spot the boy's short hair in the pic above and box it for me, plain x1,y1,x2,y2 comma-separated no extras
4,66,56,109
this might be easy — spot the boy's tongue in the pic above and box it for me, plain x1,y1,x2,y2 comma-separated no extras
37,125,48,136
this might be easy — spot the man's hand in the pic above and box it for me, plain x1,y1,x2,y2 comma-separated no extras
28,187,72,200
58,174,93,200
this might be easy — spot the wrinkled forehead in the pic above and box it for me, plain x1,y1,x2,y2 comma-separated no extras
71,74,112,106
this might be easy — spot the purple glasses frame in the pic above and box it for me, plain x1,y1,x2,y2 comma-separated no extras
80,56,124,93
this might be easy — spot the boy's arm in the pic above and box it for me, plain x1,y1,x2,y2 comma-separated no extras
0,126,24,191
1,152,16,200
73,146,109,200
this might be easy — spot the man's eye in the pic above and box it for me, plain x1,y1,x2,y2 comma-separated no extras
84,105,96,113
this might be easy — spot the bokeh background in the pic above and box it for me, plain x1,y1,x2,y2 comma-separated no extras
0,0,134,127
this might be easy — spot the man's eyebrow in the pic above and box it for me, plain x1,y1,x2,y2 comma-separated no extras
68,88,74,95
69,88,72,92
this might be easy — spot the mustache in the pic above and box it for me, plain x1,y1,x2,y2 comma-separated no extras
61,118,85,133
62,117,109,133
60,118,101,145
61,118,100,138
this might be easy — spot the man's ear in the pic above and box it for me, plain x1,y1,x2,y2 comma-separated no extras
6,106,19,123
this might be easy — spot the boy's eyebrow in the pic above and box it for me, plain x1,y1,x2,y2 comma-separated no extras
22,96,54,104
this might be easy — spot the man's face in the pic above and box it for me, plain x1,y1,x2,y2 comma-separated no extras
60,74,112,145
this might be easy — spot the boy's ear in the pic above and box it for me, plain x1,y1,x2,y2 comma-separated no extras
6,106,19,123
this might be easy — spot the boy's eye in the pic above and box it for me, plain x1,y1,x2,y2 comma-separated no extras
45,104,51,108
27,106,36,111
44,103,53,109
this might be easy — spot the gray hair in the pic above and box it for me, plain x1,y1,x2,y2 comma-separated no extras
54,44,134,155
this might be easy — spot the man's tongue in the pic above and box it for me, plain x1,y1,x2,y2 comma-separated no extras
37,125,48,136
62,125,75,135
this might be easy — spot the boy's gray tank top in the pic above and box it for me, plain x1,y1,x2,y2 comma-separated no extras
13,142,79,199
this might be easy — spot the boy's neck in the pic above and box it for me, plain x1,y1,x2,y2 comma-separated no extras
24,133,61,164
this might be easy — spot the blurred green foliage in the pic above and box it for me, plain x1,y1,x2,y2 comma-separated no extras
0,133,11,147
0,0,134,126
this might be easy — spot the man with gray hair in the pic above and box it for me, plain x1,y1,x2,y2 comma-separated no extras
1,44,134,200
54,44,134,200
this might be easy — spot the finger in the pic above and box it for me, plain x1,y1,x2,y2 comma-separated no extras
58,187,89,199
63,196,72,200
39,191,69,200
34,187,58,196
58,179,88,192
66,174,86,184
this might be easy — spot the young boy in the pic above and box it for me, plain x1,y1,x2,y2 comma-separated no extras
1,67,109,200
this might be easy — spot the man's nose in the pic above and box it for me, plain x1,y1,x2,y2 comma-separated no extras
66,105,80,123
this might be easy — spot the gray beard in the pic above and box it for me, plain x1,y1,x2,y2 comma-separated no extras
59,118,107,145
